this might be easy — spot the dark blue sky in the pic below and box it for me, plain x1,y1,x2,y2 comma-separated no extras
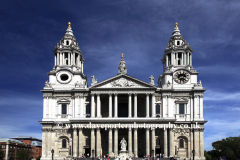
1,0,240,151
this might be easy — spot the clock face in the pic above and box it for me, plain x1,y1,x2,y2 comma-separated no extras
174,70,190,84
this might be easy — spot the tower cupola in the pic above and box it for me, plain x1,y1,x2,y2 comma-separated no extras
161,23,194,73
53,22,84,73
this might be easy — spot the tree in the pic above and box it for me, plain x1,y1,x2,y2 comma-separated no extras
16,149,29,160
211,136,240,160
0,145,5,160
204,150,211,160
36,156,41,160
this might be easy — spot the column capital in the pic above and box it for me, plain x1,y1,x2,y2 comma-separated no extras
108,93,113,95
114,93,118,95
90,93,95,96
146,93,150,96
128,93,132,95
151,93,155,96
134,93,138,95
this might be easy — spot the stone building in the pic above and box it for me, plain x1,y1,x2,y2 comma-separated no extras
39,22,206,160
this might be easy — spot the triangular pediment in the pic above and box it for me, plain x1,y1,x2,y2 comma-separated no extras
89,74,156,89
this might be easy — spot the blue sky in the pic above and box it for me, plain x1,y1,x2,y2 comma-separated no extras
1,0,240,151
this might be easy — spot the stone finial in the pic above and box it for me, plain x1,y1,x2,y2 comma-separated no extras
91,75,97,85
174,22,179,30
121,53,124,61
149,75,154,85
67,22,72,30
118,53,127,75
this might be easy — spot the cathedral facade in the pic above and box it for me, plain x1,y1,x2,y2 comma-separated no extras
40,22,206,160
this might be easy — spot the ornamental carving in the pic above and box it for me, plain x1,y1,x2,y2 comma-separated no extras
100,78,142,88
155,97,161,102
174,128,190,137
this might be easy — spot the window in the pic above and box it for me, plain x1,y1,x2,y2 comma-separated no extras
62,104,67,114
86,104,90,117
66,41,69,45
179,104,184,114
62,139,66,148
180,139,184,148
2,145,5,148
86,138,90,146
177,41,180,45
156,138,160,146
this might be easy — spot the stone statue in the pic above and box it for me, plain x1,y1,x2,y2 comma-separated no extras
45,80,52,87
91,75,97,85
120,137,127,151
149,75,154,85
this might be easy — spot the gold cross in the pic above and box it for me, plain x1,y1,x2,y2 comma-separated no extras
121,53,124,61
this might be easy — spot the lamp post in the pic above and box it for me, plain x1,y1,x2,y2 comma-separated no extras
51,149,54,160
219,150,221,160
151,150,154,160
192,150,195,160
92,149,94,160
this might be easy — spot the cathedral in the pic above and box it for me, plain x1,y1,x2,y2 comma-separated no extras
40,22,206,160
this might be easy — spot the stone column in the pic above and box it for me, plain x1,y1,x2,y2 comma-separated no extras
134,129,138,157
166,55,168,66
96,129,101,156
68,53,70,65
114,94,118,118
169,129,173,157
146,94,149,118
190,54,192,66
194,95,198,120
176,52,178,65
114,129,118,155
151,129,155,157
109,129,113,156
194,129,199,158
128,129,132,156
47,130,52,157
55,137,59,157
146,129,150,156
80,94,84,118
91,129,95,157
134,94,137,118
187,52,189,65
109,94,112,118
181,53,184,65
91,94,95,118
200,95,203,119
73,129,78,157
42,129,47,158
151,94,155,117
200,129,204,158
171,52,174,65
57,53,59,65
164,129,168,157
97,94,100,118
128,94,132,118
79,129,83,157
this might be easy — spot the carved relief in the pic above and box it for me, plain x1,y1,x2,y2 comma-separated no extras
100,78,142,88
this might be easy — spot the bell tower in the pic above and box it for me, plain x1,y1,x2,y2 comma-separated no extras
158,23,202,90
45,22,88,90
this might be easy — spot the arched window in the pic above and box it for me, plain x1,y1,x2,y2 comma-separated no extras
86,138,90,146
66,41,69,45
156,104,160,117
179,139,184,148
156,138,160,146
62,139,66,148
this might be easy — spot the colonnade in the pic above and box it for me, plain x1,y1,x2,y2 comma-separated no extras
164,52,192,67
91,93,156,118
55,52,82,68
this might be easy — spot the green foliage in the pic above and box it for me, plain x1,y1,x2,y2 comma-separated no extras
16,149,29,160
204,150,211,160
211,136,240,160
36,156,41,160
0,145,5,160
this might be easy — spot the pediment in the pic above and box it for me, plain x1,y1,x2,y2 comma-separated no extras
90,74,156,89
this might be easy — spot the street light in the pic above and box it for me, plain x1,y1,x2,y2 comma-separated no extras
92,149,94,160
192,150,195,160
51,149,54,160
151,150,154,160
219,150,221,160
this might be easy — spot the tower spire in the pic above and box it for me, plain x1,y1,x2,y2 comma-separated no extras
172,22,181,37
